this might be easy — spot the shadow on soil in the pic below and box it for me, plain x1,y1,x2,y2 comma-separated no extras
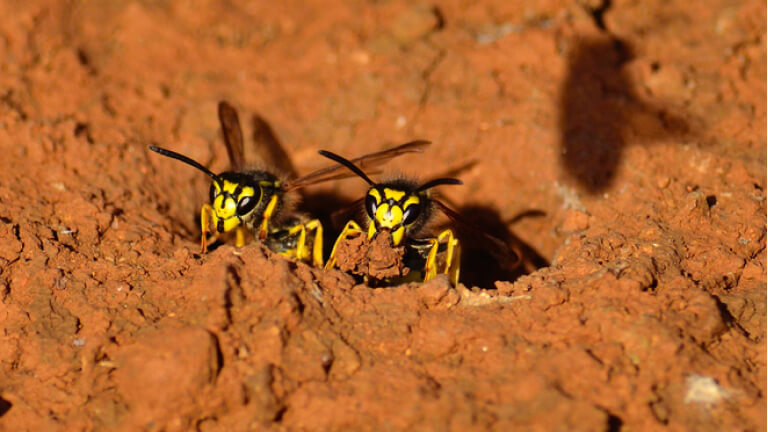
450,204,549,289
559,36,692,193
0,397,11,418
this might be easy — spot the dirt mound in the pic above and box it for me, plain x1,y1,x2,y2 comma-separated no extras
334,228,409,281
0,0,764,431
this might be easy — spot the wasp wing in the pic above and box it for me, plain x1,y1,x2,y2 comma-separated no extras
218,101,299,177
286,140,431,191
250,112,298,178
329,197,365,229
218,101,246,172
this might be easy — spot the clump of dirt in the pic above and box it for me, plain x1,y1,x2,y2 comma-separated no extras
334,229,409,280
0,0,764,431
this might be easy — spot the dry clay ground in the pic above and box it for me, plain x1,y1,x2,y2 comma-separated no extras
0,0,765,431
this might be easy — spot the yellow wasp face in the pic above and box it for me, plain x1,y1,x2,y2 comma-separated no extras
208,172,262,233
364,186,423,246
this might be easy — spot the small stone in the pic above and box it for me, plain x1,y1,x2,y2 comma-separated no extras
418,276,451,308
114,326,219,423
740,260,763,280
390,5,440,45
561,209,590,232
684,375,730,405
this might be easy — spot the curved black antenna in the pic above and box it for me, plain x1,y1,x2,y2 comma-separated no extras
149,146,220,181
317,150,376,186
417,177,463,192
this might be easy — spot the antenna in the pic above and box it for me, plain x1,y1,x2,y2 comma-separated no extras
416,178,463,192
317,150,376,186
149,146,220,182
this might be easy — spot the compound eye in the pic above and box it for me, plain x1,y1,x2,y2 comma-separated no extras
209,184,217,203
365,193,377,219
236,194,258,216
402,202,421,225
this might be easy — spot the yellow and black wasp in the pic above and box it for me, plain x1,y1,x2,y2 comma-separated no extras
149,101,428,266
318,148,467,285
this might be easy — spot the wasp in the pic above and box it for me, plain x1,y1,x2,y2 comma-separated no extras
149,101,428,266
318,148,467,285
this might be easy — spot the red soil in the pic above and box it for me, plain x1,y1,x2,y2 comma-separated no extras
0,1,764,430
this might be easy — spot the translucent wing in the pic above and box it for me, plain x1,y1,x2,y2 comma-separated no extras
329,197,365,229
218,101,298,177
218,101,246,171
286,140,431,191
250,112,298,178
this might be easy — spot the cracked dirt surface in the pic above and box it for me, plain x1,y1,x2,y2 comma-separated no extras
0,0,765,431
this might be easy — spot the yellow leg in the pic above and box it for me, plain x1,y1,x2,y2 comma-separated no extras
235,226,247,247
423,238,440,282
281,224,304,260
201,204,215,253
423,229,461,286
281,219,324,267
308,219,324,267
325,220,363,270
439,229,461,286
259,195,279,240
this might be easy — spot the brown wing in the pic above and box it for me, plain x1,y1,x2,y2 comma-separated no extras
218,101,245,171
251,112,298,178
433,199,522,270
329,197,365,229
286,140,431,191
218,101,298,177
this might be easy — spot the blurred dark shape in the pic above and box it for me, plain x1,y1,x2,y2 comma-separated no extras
0,396,11,417
434,159,478,180
508,209,547,225
559,37,690,193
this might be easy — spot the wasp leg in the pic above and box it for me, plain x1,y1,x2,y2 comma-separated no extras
258,195,280,240
201,204,217,253
280,219,324,267
423,238,440,282
307,219,323,267
439,229,461,286
235,226,248,247
325,220,363,270
423,229,460,285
